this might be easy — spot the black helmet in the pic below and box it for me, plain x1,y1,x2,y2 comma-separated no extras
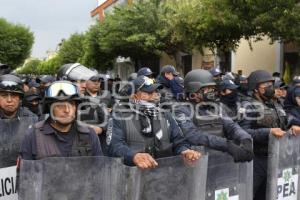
57,63,97,81
248,70,274,91
0,63,11,75
0,74,23,95
44,81,81,103
184,69,216,93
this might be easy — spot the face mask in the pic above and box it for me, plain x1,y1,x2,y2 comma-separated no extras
262,85,275,100
221,91,238,106
239,83,248,92
203,91,218,102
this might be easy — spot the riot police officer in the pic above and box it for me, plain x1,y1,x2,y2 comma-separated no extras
174,69,253,162
57,64,109,154
239,70,286,200
0,74,38,167
20,81,102,160
108,75,201,169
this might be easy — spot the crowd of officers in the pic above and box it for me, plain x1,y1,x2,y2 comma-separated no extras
0,62,299,200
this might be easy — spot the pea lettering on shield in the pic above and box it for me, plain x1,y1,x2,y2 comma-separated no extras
277,168,298,200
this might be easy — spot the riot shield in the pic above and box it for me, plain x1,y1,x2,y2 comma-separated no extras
19,156,127,200
205,150,253,200
128,155,208,200
266,134,300,200
0,117,36,168
19,155,208,200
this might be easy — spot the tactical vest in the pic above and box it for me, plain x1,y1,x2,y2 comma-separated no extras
121,111,173,158
256,102,286,129
34,121,93,160
193,107,224,138
246,98,287,156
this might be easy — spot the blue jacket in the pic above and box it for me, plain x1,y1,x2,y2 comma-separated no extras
174,104,251,152
108,107,190,165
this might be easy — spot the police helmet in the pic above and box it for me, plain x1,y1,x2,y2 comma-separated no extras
0,74,24,95
248,70,274,91
184,69,216,93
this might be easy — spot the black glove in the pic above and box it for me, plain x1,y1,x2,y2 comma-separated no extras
227,140,253,162
240,139,254,156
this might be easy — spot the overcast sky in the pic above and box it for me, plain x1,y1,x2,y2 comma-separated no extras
0,0,97,58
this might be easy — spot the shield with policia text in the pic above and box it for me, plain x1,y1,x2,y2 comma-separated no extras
19,155,208,200
205,150,253,200
266,134,300,200
0,117,36,200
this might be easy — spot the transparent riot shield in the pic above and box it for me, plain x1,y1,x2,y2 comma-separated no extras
0,117,36,168
266,134,300,200
19,155,208,200
18,156,127,200
127,155,208,200
205,150,253,200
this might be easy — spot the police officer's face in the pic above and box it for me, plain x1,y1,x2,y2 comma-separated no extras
256,81,274,99
220,89,233,96
76,80,86,95
190,86,216,103
0,92,20,115
136,91,159,102
296,96,300,107
50,101,76,125
274,88,282,98
86,80,100,93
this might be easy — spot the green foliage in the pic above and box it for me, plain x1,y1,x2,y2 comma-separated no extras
17,59,41,74
57,33,85,65
0,18,34,69
16,0,300,74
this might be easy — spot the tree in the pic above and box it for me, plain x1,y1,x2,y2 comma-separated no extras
0,18,34,69
17,59,41,74
167,0,300,51
86,0,189,68
57,33,86,65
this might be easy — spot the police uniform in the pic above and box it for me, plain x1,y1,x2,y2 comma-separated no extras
108,75,190,166
239,70,287,200
108,104,190,165
20,120,102,160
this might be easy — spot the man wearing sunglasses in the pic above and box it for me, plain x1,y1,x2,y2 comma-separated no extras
20,81,102,160
108,76,201,169
239,70,287,200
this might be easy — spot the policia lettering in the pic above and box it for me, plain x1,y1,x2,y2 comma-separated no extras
0,176,16,197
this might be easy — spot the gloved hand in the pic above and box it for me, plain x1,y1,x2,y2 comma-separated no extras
227,140,253,162
240,139,253,152
240,139,254,161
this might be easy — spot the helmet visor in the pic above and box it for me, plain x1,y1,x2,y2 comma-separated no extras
0,80,23,93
